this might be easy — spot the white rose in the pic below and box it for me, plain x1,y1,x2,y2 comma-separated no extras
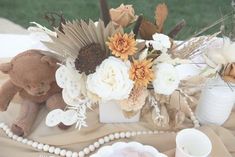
153,63,180,95
146,33,171,53
87,56,134,101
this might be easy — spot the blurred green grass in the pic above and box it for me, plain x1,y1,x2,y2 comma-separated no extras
0,0,232,39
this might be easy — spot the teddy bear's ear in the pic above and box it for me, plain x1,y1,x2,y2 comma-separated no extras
0,63,12,74
41,56,58,67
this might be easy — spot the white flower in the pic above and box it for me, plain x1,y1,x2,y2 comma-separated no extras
87,56,134,101
146,33,171,53
153,63,180,95
55,58,84,106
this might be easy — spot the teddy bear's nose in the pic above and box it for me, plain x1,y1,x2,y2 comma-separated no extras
37,91,45,95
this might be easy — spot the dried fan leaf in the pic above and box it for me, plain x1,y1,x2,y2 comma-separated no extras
88,20,99,43
155,3,168,33
139,18,158,40
43,19,122,67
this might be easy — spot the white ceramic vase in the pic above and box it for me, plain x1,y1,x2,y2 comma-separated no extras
99,100,140,123
195,77,235,125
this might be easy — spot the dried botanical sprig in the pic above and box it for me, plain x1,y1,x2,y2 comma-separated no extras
170,32,220,59
148,93,169,127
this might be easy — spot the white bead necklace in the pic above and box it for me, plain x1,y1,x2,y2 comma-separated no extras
0,110,200,157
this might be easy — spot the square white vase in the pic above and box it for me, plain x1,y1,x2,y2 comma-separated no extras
99,100,140,123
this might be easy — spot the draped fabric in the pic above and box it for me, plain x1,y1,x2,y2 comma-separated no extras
0,57,235,157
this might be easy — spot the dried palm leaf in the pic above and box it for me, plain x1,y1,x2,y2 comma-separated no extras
43,19,123,74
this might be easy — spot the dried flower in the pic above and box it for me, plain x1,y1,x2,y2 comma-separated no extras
119,86,148,112
222,63,235,84
130,59,154,87
110,4,137,27
107,32,137,60
75,43,107,75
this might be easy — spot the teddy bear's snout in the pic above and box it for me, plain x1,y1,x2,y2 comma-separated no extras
26,84,51,96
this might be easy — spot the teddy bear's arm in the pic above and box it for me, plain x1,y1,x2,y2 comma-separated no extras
0,80,20,111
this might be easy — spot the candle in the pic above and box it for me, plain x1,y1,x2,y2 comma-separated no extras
195,77,235,125
175,129,212,157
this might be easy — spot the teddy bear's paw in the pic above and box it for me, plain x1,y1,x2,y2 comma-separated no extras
58,123,71,130
11,124,24,136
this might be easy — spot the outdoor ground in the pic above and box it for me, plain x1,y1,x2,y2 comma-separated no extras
0,0,233,39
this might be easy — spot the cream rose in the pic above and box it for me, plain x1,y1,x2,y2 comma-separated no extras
87,56,134,101
153,63,180,95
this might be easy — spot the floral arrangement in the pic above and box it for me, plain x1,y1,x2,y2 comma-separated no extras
30,0,232,129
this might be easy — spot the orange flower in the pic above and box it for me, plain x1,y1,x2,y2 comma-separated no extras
107,32,137,60
129,59,154,87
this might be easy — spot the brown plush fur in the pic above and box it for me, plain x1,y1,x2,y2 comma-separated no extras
0,50,68,136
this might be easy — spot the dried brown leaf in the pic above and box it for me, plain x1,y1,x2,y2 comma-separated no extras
155,3,168,33
139,18,158,40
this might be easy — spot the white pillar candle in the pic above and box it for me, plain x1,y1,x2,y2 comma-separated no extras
175,129,212,157
196,77,235,125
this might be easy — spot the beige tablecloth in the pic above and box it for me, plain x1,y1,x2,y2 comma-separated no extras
0,58,235,157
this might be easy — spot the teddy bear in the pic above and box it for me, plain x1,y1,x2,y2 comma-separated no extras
0,49,68,137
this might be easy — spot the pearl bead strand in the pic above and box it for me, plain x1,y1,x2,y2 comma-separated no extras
0,103,200,157
186,103,200,128
0,122,177,157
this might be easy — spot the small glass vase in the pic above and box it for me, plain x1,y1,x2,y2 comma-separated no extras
99,100,140,123
195,77,235,125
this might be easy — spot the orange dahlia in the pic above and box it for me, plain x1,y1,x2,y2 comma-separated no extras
106,32,137,60
130,59,154,87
